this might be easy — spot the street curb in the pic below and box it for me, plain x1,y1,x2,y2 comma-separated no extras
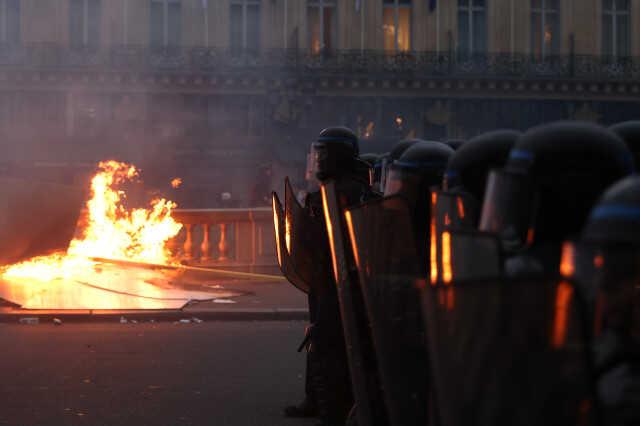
0,308,309,323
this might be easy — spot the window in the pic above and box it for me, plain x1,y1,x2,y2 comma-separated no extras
383,0,411,52
230,0,260,52
531,0,560,58
0,0,19,45
308,0,337,54
458,0,486,57
69,0,100,47
150,0,181,48
602,0,630,57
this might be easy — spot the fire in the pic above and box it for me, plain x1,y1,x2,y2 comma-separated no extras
1,161,182,282
171,178,182,188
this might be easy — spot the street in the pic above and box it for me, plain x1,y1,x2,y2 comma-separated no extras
0,321,314,426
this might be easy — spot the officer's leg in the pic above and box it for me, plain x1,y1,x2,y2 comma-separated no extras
284,292,318,418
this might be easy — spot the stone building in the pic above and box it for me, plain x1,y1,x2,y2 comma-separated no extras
0,0,639,205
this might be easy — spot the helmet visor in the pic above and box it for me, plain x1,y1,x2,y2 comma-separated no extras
479,170,536,251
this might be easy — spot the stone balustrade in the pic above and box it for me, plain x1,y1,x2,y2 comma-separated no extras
170,207,276,267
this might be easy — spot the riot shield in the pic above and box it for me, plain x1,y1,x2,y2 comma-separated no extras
561,241,640,426
430,229,503,285
432,190,479,234
422,276,598,426
321,180,386,426
345,195,430,426
272,192,310,293
286,178,355,424
283,178,329,293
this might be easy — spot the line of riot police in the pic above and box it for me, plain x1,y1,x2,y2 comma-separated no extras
273,121,640,426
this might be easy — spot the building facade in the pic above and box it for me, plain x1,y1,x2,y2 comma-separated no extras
1,0,639,206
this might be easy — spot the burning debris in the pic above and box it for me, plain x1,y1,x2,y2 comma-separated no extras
1,160,182,283
171,178,183,189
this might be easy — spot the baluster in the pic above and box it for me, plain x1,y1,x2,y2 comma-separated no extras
201,224,211,262
218,223,229,262
183,224,193,262
166,236,179,258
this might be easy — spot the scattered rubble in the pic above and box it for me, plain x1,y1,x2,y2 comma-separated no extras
18,317,39,325
53,318,63,326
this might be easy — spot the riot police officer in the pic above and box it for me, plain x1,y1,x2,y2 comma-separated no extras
384,141,455,266
279,127,367,425
479,122,634,276
310,126,369,426
443,129,521,218
378,139,419,194
576,176,640,426
314,127,390,426
357,140,453,426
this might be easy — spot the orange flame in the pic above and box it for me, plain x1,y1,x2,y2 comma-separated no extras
2,161,182,282
171,178,182,189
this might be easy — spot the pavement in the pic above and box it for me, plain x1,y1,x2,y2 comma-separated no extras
0,321,316,426
0,277,310,323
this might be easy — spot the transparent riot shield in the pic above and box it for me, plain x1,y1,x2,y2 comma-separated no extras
283,178,330,293
345,195,430,426
432,190,479,234
321,180,386,426
429,230,503,285
561,241,640,426
272,192,310,293
285,178,354,424
421,276,598,426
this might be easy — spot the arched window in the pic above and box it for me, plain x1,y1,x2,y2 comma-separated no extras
383,0,412,53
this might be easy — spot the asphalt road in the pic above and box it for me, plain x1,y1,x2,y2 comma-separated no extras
0,321,315,426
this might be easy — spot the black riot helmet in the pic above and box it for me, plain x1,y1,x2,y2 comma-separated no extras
610,121,640,170
380,139,420,192
444,139,466,151
312,127,360,181
385,140,454,209
384,141,454,262
563,177,640,342
444,129,520,206
583,176,640,246
480,122,635,252
389,139,419,162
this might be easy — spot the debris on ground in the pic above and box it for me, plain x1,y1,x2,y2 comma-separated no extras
53,318,63,326
191,317,203,324
18,317,39,325
119,317,127,324
213,299,236,304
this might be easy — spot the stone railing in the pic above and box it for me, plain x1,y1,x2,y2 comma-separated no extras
170,207,276,267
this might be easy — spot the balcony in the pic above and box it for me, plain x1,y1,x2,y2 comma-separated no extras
0,44,638,81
